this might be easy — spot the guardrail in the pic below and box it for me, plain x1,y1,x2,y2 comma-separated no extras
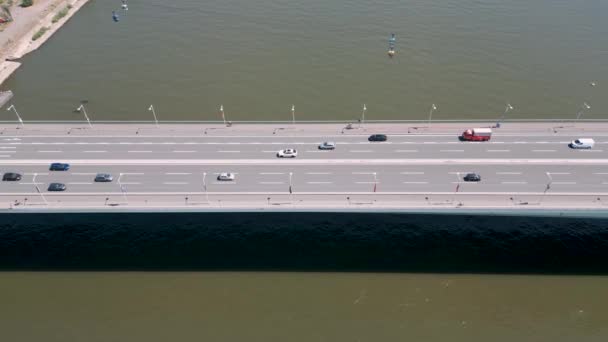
1,118,608,124
3,192,607,210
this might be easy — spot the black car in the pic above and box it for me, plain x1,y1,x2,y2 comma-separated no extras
2,172,22,181
47,183,67,191
463,173,481,182
368,134,388,142
49,163,70,171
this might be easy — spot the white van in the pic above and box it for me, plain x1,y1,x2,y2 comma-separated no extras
569,138,595,149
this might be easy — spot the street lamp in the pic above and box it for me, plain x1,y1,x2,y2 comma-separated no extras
6,104,24,127
117,173,128,204
428,104,437,126
291,105,295,125
148,104,159,128
576,102,591,121
288,172,293,202
220,105,226,126
540,172,553,204
76,103,93,128
498,103,513,127
372,172,378,193
361,104,367,128
203,172,209,203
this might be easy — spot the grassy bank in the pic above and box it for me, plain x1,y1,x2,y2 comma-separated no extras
51,4,71,23
31,26,49,41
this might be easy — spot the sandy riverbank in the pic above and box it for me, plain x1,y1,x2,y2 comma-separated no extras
0,0,90,87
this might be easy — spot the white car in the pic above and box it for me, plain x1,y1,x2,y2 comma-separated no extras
569,138,595,149
217,172,236,181
277,149,298,158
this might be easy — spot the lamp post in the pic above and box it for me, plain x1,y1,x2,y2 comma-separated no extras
117,173,128,204
35,184,48,205
428,104,437,127
360,104,367,128
203,172,209,203
576,102,591,121
76,103,93,128
498,103,513,127
220,105,226,126
148,104,159,128
540,172,553,204
288,172,293,202
291,105,295,125
6,104,24,127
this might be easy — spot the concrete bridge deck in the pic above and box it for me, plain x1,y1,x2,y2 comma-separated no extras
0,122,606,212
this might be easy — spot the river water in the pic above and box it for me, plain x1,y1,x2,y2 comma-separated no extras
1,1,608,340
2,0,608,121
0,212,607,341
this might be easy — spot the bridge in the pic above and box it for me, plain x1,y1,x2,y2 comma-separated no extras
0,121,607,213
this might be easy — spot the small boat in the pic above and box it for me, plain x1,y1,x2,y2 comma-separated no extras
112,11,119,22
388,33,396,57
121,0,128,10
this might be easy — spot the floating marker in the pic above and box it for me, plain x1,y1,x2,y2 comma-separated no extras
388,33,396,57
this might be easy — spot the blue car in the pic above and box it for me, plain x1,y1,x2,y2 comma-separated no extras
49,163,70,171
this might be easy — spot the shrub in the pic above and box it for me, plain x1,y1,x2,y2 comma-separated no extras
20,0,33,7
51,6,70,23
32,26,48,41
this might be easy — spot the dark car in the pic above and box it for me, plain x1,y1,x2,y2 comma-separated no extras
2,172,22,181
47,183,67,191
94,173,113,182
463,173,481,182
368,134,388,142
49,163,70,171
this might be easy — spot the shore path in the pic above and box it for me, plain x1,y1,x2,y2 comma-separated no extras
0,0,90,86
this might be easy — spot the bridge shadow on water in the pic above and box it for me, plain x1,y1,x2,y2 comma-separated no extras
0,212,607,274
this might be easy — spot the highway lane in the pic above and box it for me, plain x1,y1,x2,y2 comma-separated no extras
2,164,608,194
1,134,606,160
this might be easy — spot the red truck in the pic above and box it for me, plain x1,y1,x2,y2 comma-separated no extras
461,128,492,141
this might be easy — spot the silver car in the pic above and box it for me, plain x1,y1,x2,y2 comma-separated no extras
94,173,114,182
318,141,336,150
